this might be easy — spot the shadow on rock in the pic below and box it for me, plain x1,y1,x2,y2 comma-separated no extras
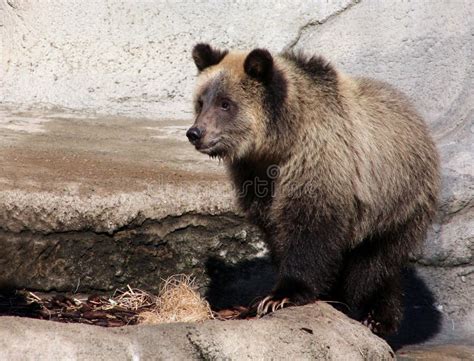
0,282,41,318
387,267,442,350
204,256,276,310
205,258,442,350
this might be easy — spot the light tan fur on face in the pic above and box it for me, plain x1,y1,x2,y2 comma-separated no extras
194,52,247,94
219,52,247,76
192,52,270,161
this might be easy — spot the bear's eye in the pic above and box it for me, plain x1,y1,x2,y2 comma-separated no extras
197,99,203,109
220,100,230,111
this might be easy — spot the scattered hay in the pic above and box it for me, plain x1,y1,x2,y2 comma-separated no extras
138,274,213,324
0,275,213,327
111,285,156,311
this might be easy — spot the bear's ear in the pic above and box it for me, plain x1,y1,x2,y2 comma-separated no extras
192,43,228,72
244,49,273,83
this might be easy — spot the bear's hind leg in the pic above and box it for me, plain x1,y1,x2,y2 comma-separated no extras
342,228,415,335
361,273,403,335
343,210,431,335
343,241,405,335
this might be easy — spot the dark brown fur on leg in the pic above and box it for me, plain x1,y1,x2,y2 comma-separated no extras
255,193,351,315
342,213,430,335
362,275,403,336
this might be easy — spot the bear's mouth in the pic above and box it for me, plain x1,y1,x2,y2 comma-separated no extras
196,138,225,157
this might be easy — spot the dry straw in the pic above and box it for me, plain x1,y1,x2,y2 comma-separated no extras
138,274,213,324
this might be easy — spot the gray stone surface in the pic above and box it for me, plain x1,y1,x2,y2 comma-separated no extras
1,0,354,119
397,344,474,361
1,1,471,124
0,303,395,361
0,108,265,293
0,108,233,234
293,0,473,131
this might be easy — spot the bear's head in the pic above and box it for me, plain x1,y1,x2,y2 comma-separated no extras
186,43,287,161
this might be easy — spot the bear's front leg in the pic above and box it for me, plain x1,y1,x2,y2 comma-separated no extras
256,276,314,316
256,231,346,317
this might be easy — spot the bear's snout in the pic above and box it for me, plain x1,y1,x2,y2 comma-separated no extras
186,127,203,144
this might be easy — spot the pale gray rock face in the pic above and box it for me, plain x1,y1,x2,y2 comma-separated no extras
0,303,395,361
0,0,472,350
1,0,353,119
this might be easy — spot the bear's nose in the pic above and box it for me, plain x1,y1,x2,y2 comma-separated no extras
186,127,202,143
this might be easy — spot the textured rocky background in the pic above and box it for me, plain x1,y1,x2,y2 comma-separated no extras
0,0,473,358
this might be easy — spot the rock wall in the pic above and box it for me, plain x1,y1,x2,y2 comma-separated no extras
1,1,471,123
1,0,355,119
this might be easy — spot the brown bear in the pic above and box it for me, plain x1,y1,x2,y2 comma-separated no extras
186,43,440,335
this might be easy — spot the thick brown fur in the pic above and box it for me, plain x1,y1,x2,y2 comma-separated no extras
188,44,440,335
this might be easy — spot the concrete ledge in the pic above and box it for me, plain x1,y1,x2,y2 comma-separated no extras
0,303,395,361
0,107,233,234
0,108,268,293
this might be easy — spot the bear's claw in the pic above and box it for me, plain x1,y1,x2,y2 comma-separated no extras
256,296,290,317
362,313,381,334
